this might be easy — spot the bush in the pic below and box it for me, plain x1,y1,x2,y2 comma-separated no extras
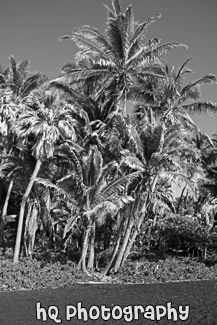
136,214,217,259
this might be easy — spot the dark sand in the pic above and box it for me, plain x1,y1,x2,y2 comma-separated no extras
0,280,217,324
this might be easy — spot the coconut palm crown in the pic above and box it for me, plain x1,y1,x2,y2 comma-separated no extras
56,0,187,114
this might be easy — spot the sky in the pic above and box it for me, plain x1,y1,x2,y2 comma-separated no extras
0,0,217,134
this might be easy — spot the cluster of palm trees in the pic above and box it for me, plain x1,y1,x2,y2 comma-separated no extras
0,0,217,274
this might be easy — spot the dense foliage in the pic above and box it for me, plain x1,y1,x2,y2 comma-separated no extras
0,0,217,282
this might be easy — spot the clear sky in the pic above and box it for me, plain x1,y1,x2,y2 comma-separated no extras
1,0,217,134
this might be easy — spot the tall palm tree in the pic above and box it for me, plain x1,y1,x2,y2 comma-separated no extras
57,0,186,115
12,90,78,263
0,56,49,232
107,116,199,273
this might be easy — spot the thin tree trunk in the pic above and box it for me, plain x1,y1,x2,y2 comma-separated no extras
102,214,124,276
87,218,95,270
121,212,144,267
113,217,134,273
2,179,14,218
176,184,186,213
103,232,121,276
77,223,91,274
13,159,42,264
0,179,14,246
23,199,32,257
204,246,207,260
121,176,158,268
116,87,127,116
24,199,38,258
0,179,3,213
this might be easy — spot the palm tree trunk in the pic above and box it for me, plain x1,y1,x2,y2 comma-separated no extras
176,184,186,213
2,179,14,218
116,85,127,115
121,212,144,268
23,199,32,256
113,217,134,273
87,218,95,270
122,177,159,267
77,223,91,274
102,214,124,276
24,199,38,258
13,159,42,264
103,232,121,276
0,179,14,246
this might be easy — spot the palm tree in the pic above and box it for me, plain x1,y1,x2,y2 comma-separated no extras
0,55,48,99
0,56,48,235
49,82,116,150
131,59,217,128
12,90,78,263
0,150,33,217
0,55,48,151
57,0,186,115
51,144,139,273
107,116,199,273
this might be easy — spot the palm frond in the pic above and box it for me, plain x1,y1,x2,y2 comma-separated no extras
182,85,201,101
127,123,144,156
127,42,188,69
175,58,192,81
69,150,86,194
61,32,112,62
163,171,197,193
57,173,85,200
104,4,116,19
181,74,216,96
17,60,29,75
83,146,103,186
92,146,103,183
174,111,199,131
9,55,17,85
94,161,118,197
60,62,77,74
181,101,217,115
129,13,161,48
35,177,78,205
0,155,30,174
22,74,48,97
111,0,121,15
89,201,117,225
105,16,125,60
63,214,80,238
71,25,115,61
120,155,145,171
100,171,140,199
54,67,109,83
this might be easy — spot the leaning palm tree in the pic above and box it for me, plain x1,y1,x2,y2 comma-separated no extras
56,0,186,115
12,90,78,263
